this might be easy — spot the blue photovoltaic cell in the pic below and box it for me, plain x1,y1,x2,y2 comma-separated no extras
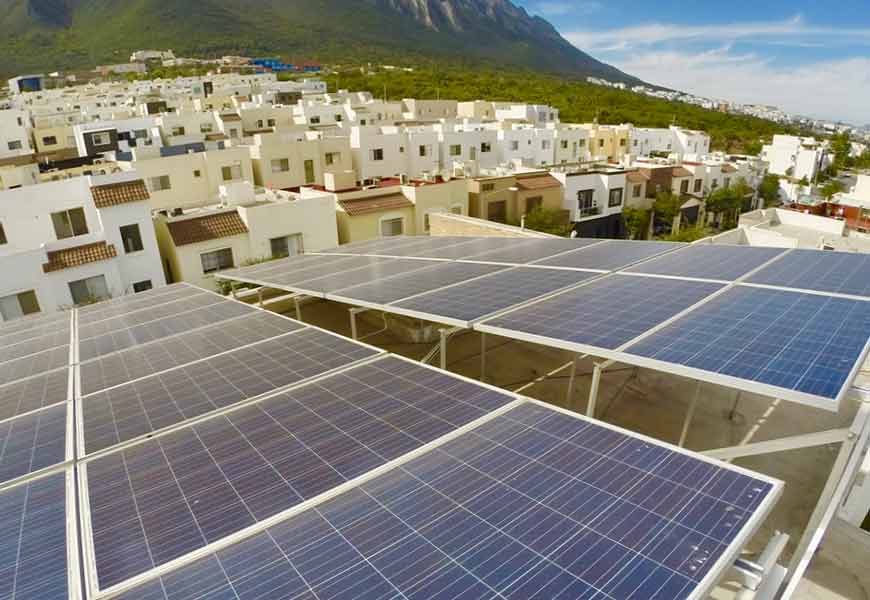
625,245,786,281
331,261,506,305
536,240,684,271
76,284,205,325
0,471,69,600
0,404,67,486
85,356,514,591
353,236,480,258
283,258,441,296
79,310,304,395
626,286,870,402
0,329,70,365
396,267,600,324
0,369,69,422
746,249,870,297
223,253,372,283
119,403,777,600
320,236,423,255
81,327,380,453
464,238,601,265
481,275,723,350
0,345,69,389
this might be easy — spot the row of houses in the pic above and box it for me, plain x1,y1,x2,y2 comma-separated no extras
0,70,748,321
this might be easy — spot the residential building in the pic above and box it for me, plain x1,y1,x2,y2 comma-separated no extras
154,183,337,290
0,110,34,160
762,135,829,181
551,165,628,237
0,174,165,320
468,171,565,224
717,208,870,252
248,131,353,190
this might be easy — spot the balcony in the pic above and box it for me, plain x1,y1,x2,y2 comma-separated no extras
578,205,601,218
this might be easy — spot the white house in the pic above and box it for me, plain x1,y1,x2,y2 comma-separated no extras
552,165,628,237
0,174,165,320
248,131,353,190
0,110,34,160
762,135,828,181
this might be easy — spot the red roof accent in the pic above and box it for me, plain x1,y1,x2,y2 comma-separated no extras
43,242,117,273
338,194,413,216
166,211,249,246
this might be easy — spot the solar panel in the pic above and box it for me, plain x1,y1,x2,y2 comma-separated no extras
536,240,685,271
0,471,72,600
0,309,69,336
76,284,204,325
80,328,382,454
320,236,424,255
362,236,490,258
478,275,724,352
80,311,305,395
116,402,779,600
0,369,69,422
78,299,255,361
463,238,602,265
405,237,539,261
272,258,442,297
625,286,870,408
82,356,515,591
0,345,69,388
0,328,70,365
329,261,506,306
234,255,394,290
221,253,366,281
395,266,601,325
0,316,69,349
746,249,870,297
0,403,68,486
624,245,786,281
77,292,228,340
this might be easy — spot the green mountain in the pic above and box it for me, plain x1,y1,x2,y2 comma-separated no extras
0,0,641,83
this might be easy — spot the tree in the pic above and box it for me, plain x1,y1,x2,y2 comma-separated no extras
662,225,708,242
759,174,781,207
820,180,844,201
830,133,852,170
522,207,572,237
652,191,682,233
622,207,650,240
705,187,741,229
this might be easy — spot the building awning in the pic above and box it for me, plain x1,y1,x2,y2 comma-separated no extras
167,211,249,246
338,194,413,216
90,179,150,208
219,113,242,122
515,175,561,191
721,164,739,173
626,171,649,184
43,241,117,273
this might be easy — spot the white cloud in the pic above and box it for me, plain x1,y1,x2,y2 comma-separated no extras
564,14,870,51
611,48,870,124
533,1,601,17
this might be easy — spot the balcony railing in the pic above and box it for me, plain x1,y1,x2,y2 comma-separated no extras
578,205,601,218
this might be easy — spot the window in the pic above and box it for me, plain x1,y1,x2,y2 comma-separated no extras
51,207,88,239
680,179,689,194
380,217,404,237
0,223,5,245
200,248,234,274
325,152,341,166
89,131,111,146
560,140,568,150
0,290,40,321
724,177,731,188
481,142,492,153
481,183,495,193
42,136,58,146
335,114,343,122
270,234,303,258
542,140,551,150
619,138,627,147
577,190,598,217
200,123,214,133
69,275,109,305
608,188,624,208
526,196,543,213
693,179,703,193
423,213,431,232
449,145,462,157
450,204,463,215
578,139,586,147
133,130,148,140
370,148,384,161
119,224,144,253
632,184,642,198
418,145,429,157
171,126,185,136
221,163,242,181
149,175,171,191
133,280,153,293
487,200,507,223
267,119,277,127
193,170,202,178
310,116,321,125
271,158,290,173
304,159,315,184
256,120,264,129
510,141,519,151
7,140,22,151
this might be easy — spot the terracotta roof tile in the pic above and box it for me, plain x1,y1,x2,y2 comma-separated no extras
90,179,150,208
626,171,649,184
219,113,242,122
43,242,117,273
721,164,739,173
338,194,413,216
515,175,561,191
205,133,229,141
672,167,693,178
167,211,249,246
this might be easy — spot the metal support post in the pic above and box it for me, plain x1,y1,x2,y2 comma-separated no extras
294,295,302,321
229,281,238,299
587,363,603,418
480,333,487,382
780,402,870,599
257,288,264,308
679,381,702,448
349,307,368,341
565,355,579,410
440,329,449,371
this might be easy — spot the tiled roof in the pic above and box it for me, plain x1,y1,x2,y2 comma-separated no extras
205,133,229,141
43,242,117,273
721,164,739,173
338,194,413,216
219,113,242,122
626,171,649,184
166,211,249,246
515,175,561,191
167,211,248,246
672,167,693,178
90,179,150,208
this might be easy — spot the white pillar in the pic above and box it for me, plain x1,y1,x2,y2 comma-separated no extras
587,363,603,418
679,381,702,448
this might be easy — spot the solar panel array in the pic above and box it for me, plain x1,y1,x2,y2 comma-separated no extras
219,237,870,411
0,277,783,600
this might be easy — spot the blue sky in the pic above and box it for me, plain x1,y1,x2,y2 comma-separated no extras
516,1,870,124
